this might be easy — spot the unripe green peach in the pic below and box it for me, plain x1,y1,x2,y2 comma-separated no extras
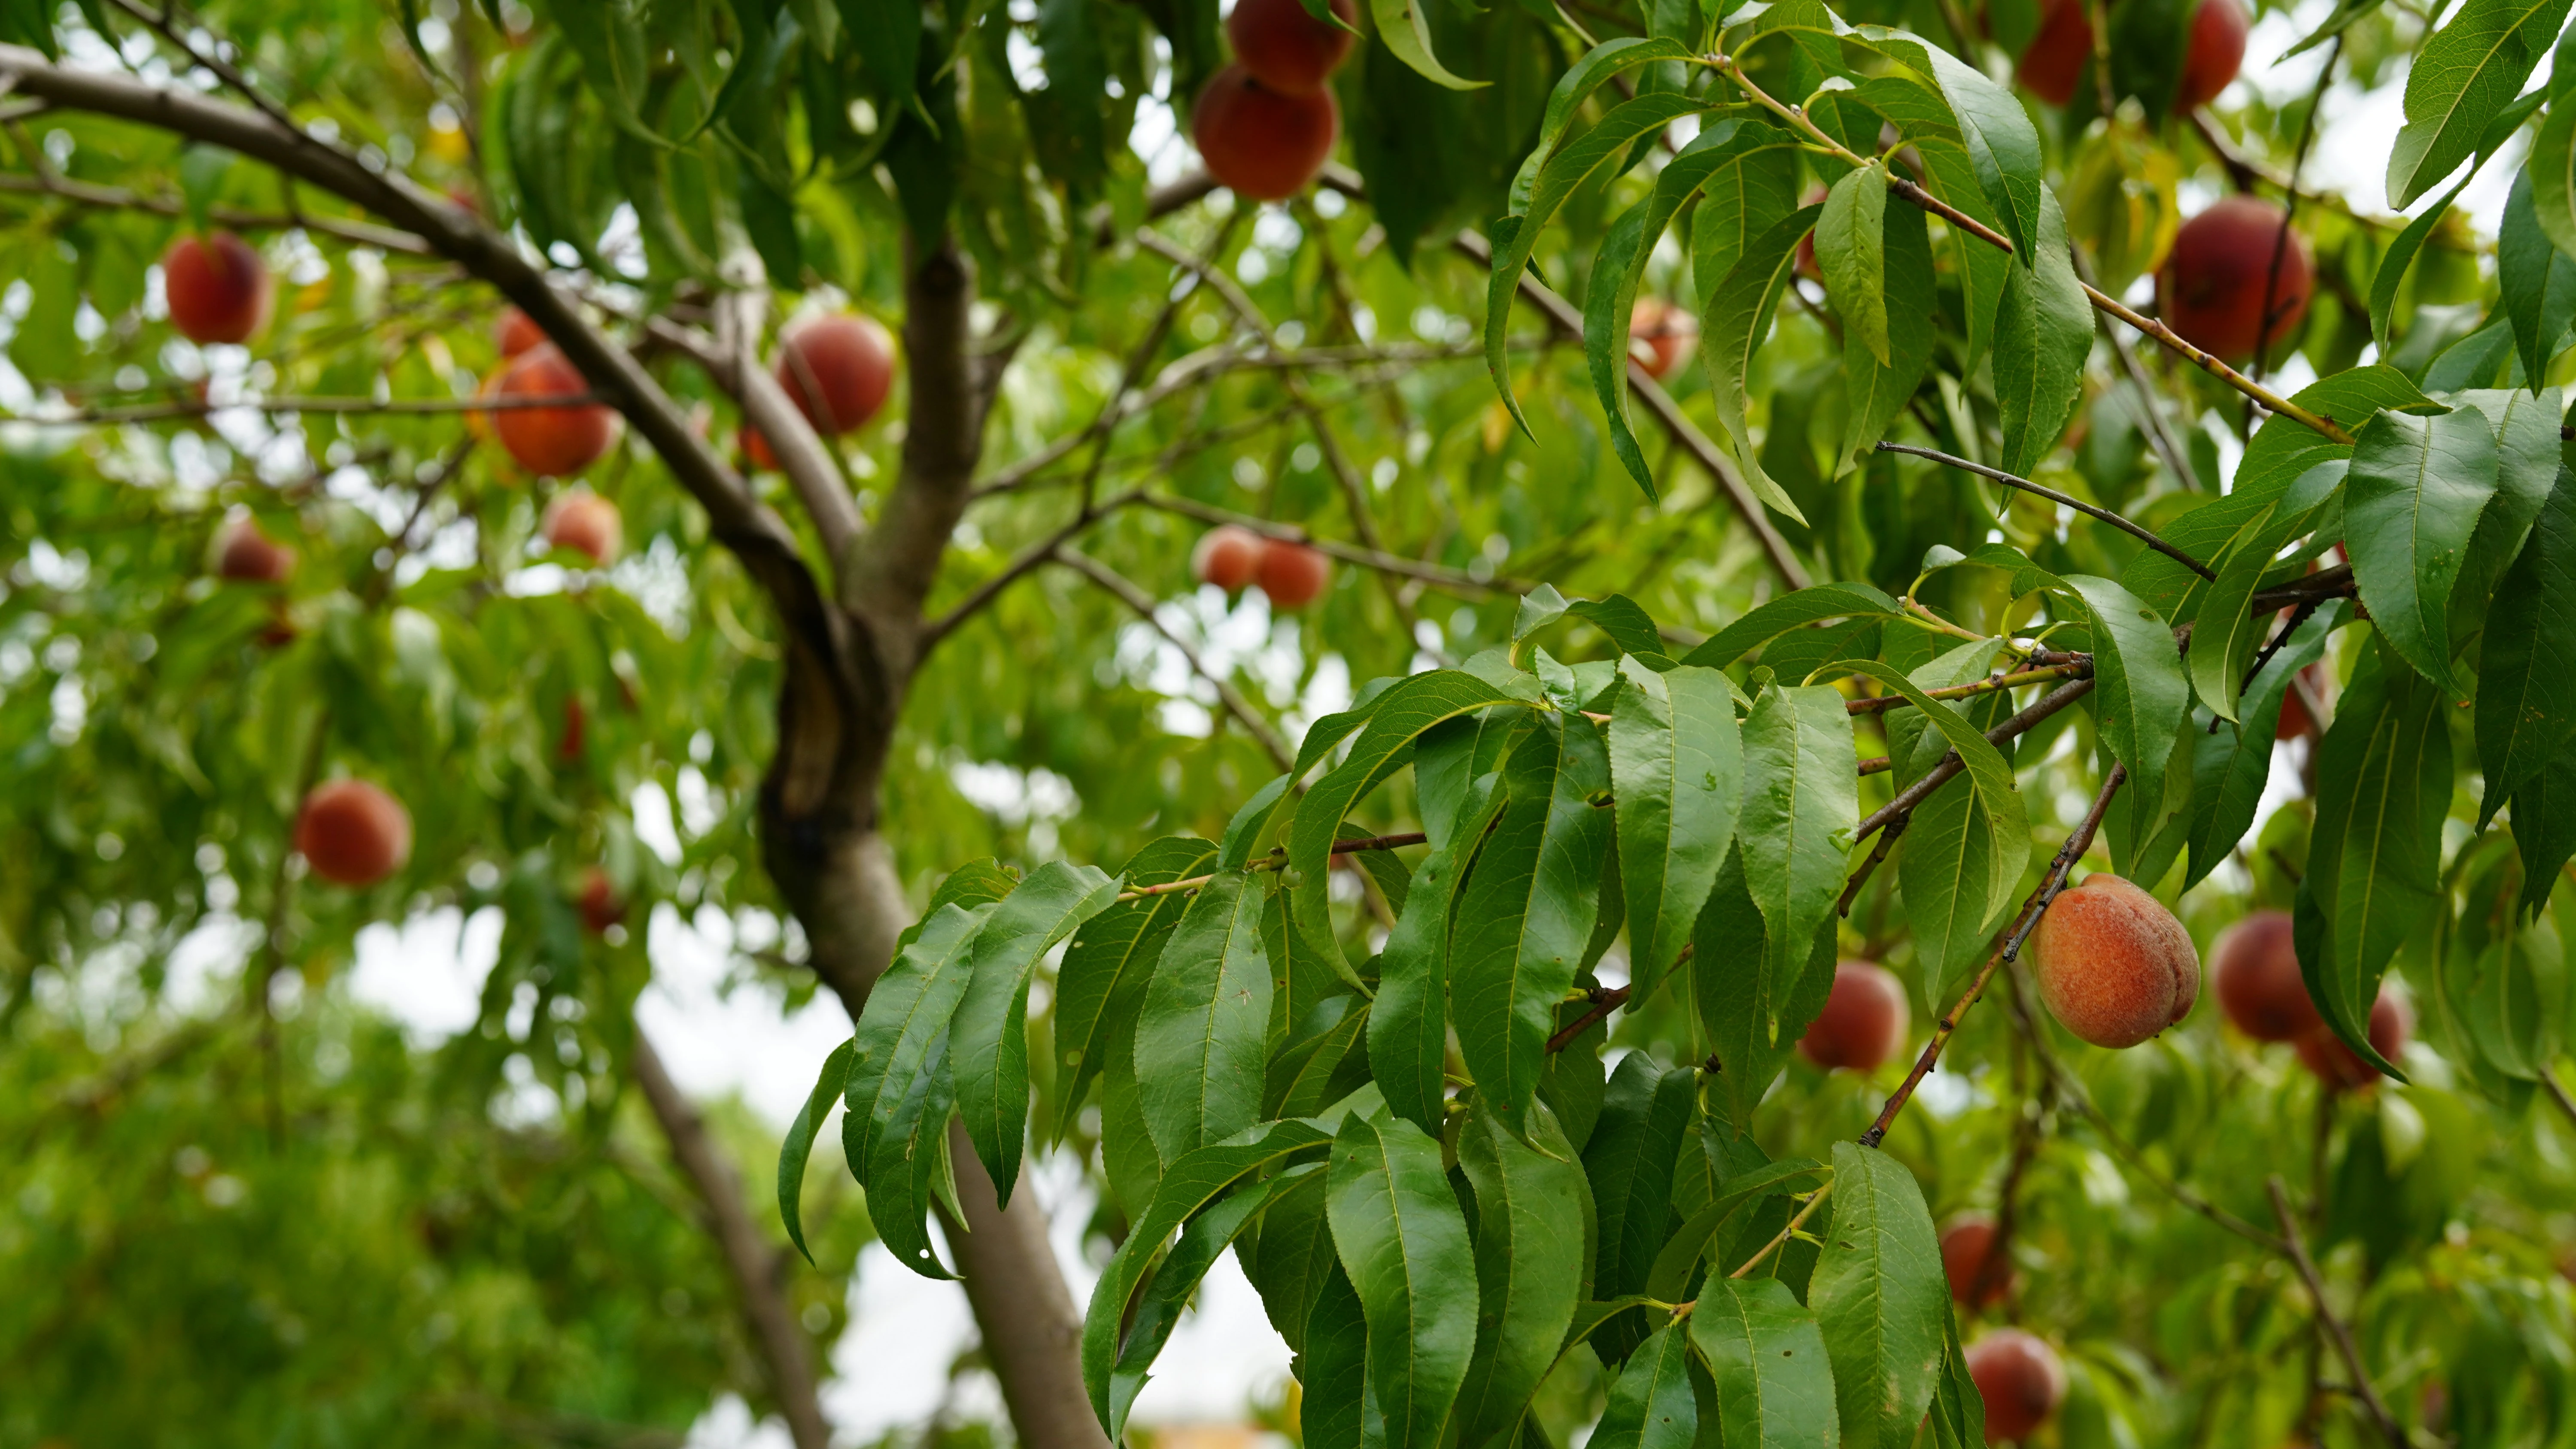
2030,873,2200,1048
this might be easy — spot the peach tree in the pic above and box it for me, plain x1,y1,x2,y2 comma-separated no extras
0,0,2572,1442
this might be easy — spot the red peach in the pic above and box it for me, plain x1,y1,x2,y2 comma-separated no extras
775,313,897,435
2157,196,2312,364
295,779,413,886
577,866,623,934
1629,297,1698,380
216,518,296,583
1194,525,1264,591
1193,64,1339,202
1967,1330,2067,1444
2173,0,2249,111
1227,0,1359,95
543,491,622,565
2295,991,2412,1090
2211,910,2320,1043
163,232,273,345
1795,960,1911,1071
1941,1216,2018,1309
494,344,617,477
496,307,546,357
2016,0,2093,107
2030,873,2201,1048
1255,538,1332,608
739,422,780,473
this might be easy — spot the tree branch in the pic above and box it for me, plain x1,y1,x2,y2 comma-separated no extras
1859,763,2126,1149
0,168,431,252
2266,1177,2408,1449
630,1030,832,1449
1852,676,2098,846
1876,442,2216,579
1057,544,1296,771
1137,493,1533,593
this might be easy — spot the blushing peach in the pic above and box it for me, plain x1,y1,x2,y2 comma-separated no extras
543,491,622,565
496,307,546,357
1968,1330,2067,1444
1193,525,1264,591
1255,538,1332,608
2295,991,2411,1090
2030,873,2200,1048
1193,64,1338,202
494,344,617,476
577,866,623,934
163,232,273,345
1226,0,1358,94
1796,960,1911,1071
775,313,896,434
2173,0,2249,111
295,779,413,886
2015,0,2093,107
216,518,296,583
2157,196,2312,364
2211,910,2320,1042
1629,297,1698,380
1941,1216,2017,1309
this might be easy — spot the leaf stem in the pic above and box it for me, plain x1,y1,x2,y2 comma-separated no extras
1729,1181,1836,1278
1858,763,2126,1149
1112,832,1430,901
1876,442,2218,579
1844,661,2090,716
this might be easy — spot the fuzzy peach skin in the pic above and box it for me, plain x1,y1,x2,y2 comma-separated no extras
1796,960,1911,1071
1968,1330,2066,1444
2030,873,2200,1048
2211,909,2320,1042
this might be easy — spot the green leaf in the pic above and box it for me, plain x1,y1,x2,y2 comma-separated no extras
1452,1103,1592,1449
1738,684,1858,1004
1451,714,1616,1134
843,900,994,1191
1328,1106,1479,1449
2301,642,2453,1079
2501,167,2576,388
1835,194,1938,478
1592,1319,1701,1449
1583,1055,1699,1361
1267,994,1373,1121
1833,660,2028,928
1646,1157,1830,1300
2534,99,2576,260
1083,1121,1336,1433
1690,1276,1842,1449
1369,0,1486,88
1917,42,2044,263
1590,121,1801,498
2387,0,2573,207
1611,660,1746,1003
1695,847,1840,1134
1701,204,1826,524
2511,740,2576,914
1372,773,1510,1135
1991,189,2092,476
1299,1266,1373,1449
1819,162,1892,367
2184,605,2342,887
1245,1166,1339,1355
1106,1167,1310,1422
777,1038,852,1265
2063,576,2189,792
1923,1303,1987,1449
951,861,1120,1206
1690,125,1807,312
1682,582,1904,670
2370,175,2476,351
1809,1142,1945,1449
1053,837,1218,1142
1289,670,1542,977
2479,468,2576,821
836,0,919,112
1135,870,1274,1163
2188,461,2346,721
2346,403,2502,697
1507,38,1698,215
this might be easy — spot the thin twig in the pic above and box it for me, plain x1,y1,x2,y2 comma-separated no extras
1547,984,1635,1052
0,169,430,251
1136,493,1533,593
1853,676,2099,845
1837,815,1906,918
1859,764,2127,1149
1730,1182,1836,1278
2542,1065,2576,1131
1056,545,1295,771
1844,662,2090,715
1879,442,2216,579
22,392,606,424
2249,36,2341,392
2267,1178,2408,1449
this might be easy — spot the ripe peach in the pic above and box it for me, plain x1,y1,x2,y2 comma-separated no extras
776,313,897,435
739,422,780,473
163,232,273,345
1629,297,1698,380
216,518,296,583
2173,0,2249,111
2015,0,2093,107
1194,524,1264,591
1255,538,1331,608
496,307,546,357
1796,960,1911,1071
2295,991,2411,1090
2276,662,2325,740
295,779,413,886
1967,1330,2066,1444
1193,64,1339,202
1227,0,1358,94
1941,1216,2017,1309
2211,910,2320,1042
543,491,622,565
2157,197,2312,364
2030,873,2200,1048
577,866,623,934
494,344,617,477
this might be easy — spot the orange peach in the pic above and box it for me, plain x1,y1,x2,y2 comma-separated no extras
2211,910,2319,1042
1193,64,1338,202
295,779,413,886
163,232,273,345
775,313,896,435
494,344,617,476
1226,0,1358,94
543,491,622,565
1629,297,1698,380
1193,525,1264,591
2030,873,2200,1048
496,307,546,357
2157,197,2312,364
1255,538,1331,608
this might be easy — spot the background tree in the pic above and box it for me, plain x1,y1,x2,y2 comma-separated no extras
1,0,2574,1445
